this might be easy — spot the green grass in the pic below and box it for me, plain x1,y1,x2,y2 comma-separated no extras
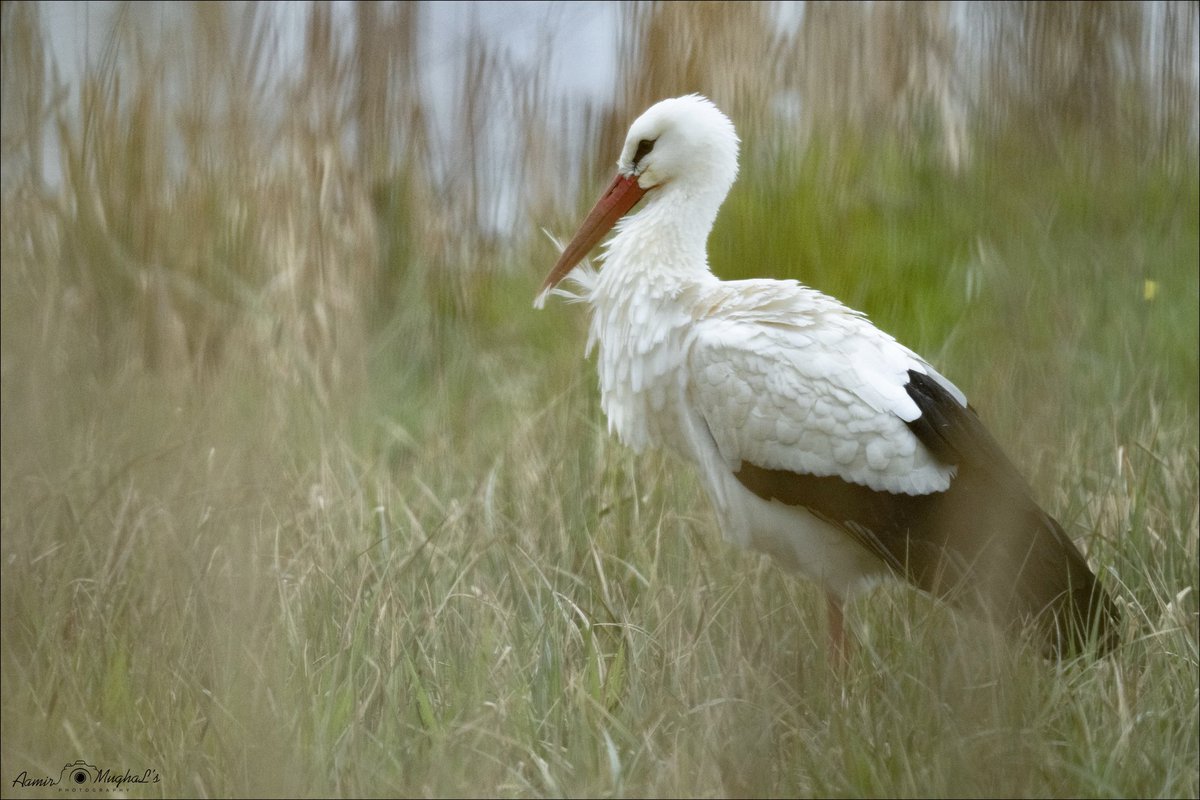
2,4,1198,798
3,148,1197,796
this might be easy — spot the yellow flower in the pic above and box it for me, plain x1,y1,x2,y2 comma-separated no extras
1143,279,1159,301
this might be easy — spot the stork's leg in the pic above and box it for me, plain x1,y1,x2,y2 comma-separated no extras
826,592,848,670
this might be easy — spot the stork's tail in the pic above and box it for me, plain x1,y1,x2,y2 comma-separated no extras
903,369,1121,658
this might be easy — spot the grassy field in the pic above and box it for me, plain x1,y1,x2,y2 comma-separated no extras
2,3,1198,797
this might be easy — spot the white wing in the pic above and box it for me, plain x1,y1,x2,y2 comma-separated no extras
686,280,964,496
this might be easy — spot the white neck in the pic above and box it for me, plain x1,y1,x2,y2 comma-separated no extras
597,182,725,296
583,183,727,454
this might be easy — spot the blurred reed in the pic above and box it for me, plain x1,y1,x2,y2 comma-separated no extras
2,1,1195,395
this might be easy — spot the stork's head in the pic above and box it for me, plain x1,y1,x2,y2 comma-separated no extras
538,94,740,298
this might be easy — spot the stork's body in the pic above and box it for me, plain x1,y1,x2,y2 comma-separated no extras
537,95,1119,658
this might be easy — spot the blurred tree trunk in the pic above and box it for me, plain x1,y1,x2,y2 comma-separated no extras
776,2,968,168
614,2,781,147
1,2,51,192
984,1,1152,156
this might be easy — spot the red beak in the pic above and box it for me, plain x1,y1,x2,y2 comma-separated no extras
538,172,648,297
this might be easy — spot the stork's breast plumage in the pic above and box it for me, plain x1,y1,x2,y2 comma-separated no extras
591,286,696,455
686,290,958,496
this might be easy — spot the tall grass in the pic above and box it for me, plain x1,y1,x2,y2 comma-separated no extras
2,2,1197,797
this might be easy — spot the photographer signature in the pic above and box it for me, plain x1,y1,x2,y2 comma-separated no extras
11,760,161,790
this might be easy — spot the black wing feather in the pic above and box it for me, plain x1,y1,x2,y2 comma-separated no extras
734,369,1120,657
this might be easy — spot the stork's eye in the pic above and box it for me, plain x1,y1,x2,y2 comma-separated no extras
633,138,656,165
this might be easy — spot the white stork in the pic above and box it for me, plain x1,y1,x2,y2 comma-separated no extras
535,94,1119,659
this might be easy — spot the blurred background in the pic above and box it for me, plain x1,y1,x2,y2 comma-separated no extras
3,1,1196,391
2,2,1197,796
